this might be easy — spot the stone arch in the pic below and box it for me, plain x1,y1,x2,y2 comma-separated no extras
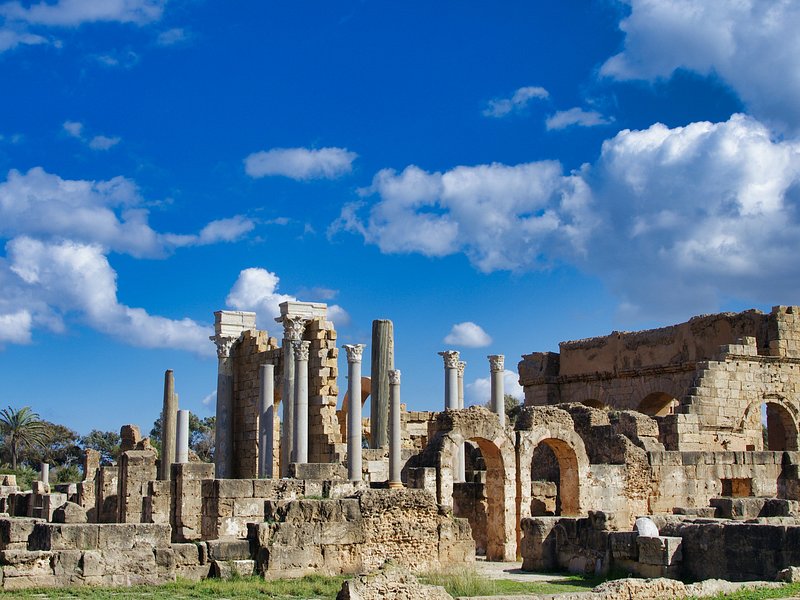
517,407,591,523
422,407,517,561
637,392,678,417
741,397,799,451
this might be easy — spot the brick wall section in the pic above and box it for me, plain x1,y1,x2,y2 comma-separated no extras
232,329,280,479
305,317,343,463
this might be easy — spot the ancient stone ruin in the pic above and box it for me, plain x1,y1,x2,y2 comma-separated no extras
2,303,800,589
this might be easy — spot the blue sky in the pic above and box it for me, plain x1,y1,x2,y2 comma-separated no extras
1,0,798,435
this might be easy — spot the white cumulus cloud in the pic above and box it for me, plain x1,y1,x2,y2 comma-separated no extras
88,135,120,150
0,0,165,26
546,107,613,130
483,86,549,118
244,147,357,180
444,322,492,348
600,0,800,134
333,161,594,272
1,237,212,354
226,267,350,328
0,309,32,345
0,167,253,257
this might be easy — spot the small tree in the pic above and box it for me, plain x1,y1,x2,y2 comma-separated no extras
0,406,47,470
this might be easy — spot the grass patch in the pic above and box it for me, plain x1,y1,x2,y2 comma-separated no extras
0,575,347,600
419,568,595,597
685,581,800,600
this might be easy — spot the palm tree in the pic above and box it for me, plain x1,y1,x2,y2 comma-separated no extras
0,406,47,469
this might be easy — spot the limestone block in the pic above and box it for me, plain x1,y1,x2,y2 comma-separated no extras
637,535,682,566
212,479,254,499
52,502,88,524
337,562,451,600
30,523,100,551
212,559,255,579
205,538,253,561
610,531,639,560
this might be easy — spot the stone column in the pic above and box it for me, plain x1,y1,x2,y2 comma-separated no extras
258,363,275,478
344,344,366,482
40,463,49,486
388,369,402,488
439,350,460,410
456,360,466,482
293,340,311,464
370,319,394,448
489,354,506,427
211,335,237,478
277,316,307,475
159,369,177,480
176,409,189,464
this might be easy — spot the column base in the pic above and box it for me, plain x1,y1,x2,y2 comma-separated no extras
388,481,403,489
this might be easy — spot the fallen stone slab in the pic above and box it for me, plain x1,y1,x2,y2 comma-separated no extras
337,561,451,600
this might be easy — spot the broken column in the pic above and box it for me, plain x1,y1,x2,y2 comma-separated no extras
176,409,189,464
344,344,366,482
293,340,311,464
277,315,307,475
370,319,394,448
40,463,49,486
388,369,402,488
489,354,505,427
258,363,275,478
211,310,257,479
159,369,177,480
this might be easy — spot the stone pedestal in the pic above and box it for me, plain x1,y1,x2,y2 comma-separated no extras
388,369,402,488
159,369,177,480
370,319,394,448
293,340,311,464
176,409,189,464
489,355,505,427
259,363,275,478
344,344,366,482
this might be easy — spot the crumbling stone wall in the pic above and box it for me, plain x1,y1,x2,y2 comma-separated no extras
249,489,473,578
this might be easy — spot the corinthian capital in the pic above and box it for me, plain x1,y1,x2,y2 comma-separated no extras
278,315,308,341
488,354,505,373
210,334,237,359
438,350,460,369
343,343,366,363
457,361,466,377
292,340,310,361
388,369,401,385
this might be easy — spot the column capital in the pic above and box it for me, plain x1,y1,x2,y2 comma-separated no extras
277,315,309,341
488,354,505,372
388,369,401,385
438,350,460,369
210,334,237,359
343,343,366,363
457,361,466,377
292,340,310,361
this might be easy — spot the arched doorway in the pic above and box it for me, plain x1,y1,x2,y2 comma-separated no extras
638,392,678,417
763,401,799,451
419,406,517,561
530,438,581,516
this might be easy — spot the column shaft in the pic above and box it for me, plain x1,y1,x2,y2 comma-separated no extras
370,320,394,448
344,344,365,482
388,369,402,488
160,369,177,480
259,364,275,478
176,409,189,464
456,361,466,482
40,463,49,485
293,341,310,464
489,355,506,428
213,347,235,478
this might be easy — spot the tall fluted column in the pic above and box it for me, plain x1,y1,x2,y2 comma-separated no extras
344,344,366,482
388,369,402,488
370,320,394,448
176,409,189,464
259,363,275,478
211,335,236,478
159,369,177,480
456,360,466,482
439,350,460,410
276,316,307,475
489,354,506,427
293,340,311,464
